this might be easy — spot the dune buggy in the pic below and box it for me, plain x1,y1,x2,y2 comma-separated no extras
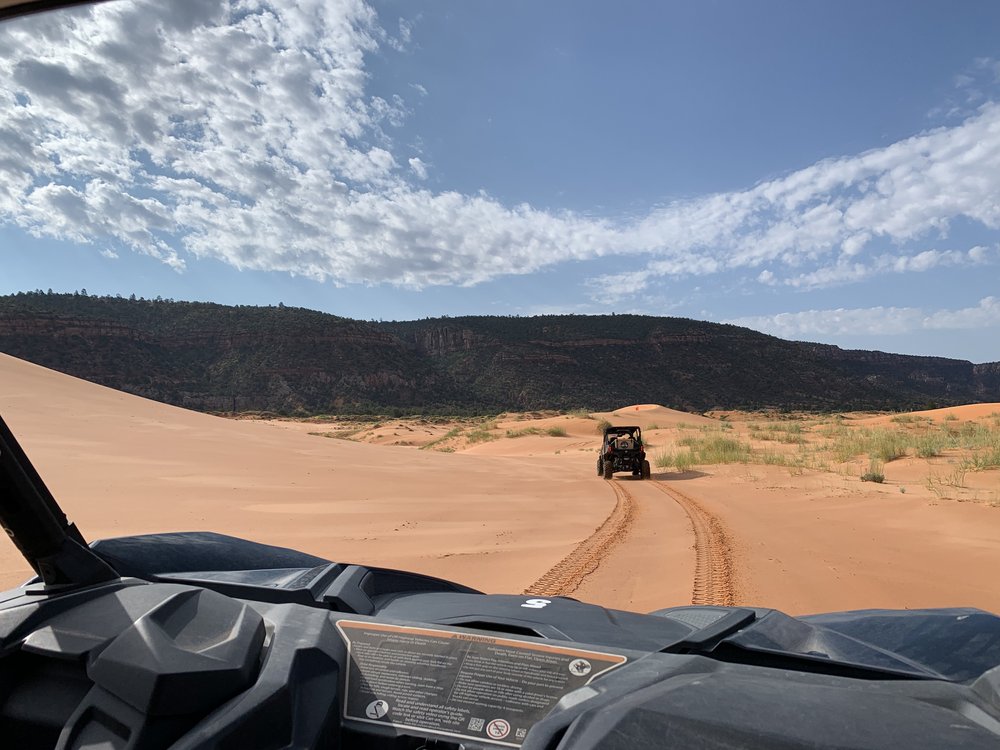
597,425,651,479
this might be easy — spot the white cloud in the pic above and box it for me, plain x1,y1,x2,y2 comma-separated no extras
588,102,1000,299
408,156,428,180
923,296,1000,330
0,0,999,298
779,245,995,289
840,232,870,257
726,297,1000,339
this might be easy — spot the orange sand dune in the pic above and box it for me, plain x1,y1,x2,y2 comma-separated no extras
0,354,628,599
603,404,716,427
856,403,1000,426
3,354,1000,617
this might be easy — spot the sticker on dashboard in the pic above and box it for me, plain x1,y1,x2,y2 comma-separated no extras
336,620,626,747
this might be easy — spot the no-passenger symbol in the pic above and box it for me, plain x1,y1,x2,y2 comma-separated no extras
486,718,511,740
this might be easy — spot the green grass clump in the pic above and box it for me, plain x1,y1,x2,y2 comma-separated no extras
758,449,788,466
951,421,999,450
832,428,909,463
420,427,464,450
466,422,498,444
914,431,950,458
868,429,909,462
568,408,594,419
546,426,568,437
654,452,674,468
308,428,364,441
780,423,805,442
505,427,542,438
656,450,694,473
749,422,804,444
596,418,612,434
817,423,850,440
860,458,885,483
962,444,1000,471
679,435,752,464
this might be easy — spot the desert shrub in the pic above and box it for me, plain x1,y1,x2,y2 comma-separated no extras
953,421,999,450
963,444,1000,471
654,452,674,469
466,423,498,443
860,458,885,483
656,450,693,472
420,427,464,450
758,449,787,465
678,435,752,464
596,418,612,433
832,428,908,463
818,422,850,440
868,429,909,462
505,427,541,438
780,423,805,443
914,432,949,458
546,426,567,437
673,451,694,472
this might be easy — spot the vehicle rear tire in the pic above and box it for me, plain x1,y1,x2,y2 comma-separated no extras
603,460,613,480
597,458,604,477
641,460,651,480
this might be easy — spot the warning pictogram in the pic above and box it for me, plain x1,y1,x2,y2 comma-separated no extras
568,658,592,676
487,719,511,740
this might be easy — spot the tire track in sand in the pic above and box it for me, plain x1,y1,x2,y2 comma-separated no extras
650,481,738,606
523,479,635,597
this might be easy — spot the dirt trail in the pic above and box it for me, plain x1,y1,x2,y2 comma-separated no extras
523,480,635,597
651,480,739,606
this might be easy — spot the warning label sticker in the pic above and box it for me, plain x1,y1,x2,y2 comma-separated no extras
336,620,627,747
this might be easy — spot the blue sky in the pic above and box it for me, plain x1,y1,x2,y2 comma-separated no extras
1,0,999,361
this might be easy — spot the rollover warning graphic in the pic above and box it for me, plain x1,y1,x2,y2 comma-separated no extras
337,620,627,747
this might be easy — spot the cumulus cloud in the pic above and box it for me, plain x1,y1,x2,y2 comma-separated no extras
726,297,1000,339
1,0,1000,296
0,0,620,285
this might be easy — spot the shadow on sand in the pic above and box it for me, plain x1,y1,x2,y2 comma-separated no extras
650,470,707,481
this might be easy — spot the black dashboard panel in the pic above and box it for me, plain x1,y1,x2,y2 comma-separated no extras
1,532,1000,750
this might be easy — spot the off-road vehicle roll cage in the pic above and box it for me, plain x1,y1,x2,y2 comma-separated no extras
597,425,651,480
